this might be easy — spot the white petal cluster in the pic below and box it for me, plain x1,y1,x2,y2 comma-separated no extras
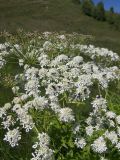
116,115,120,124
85,126,94,136
91,97,107,112
91,136,107,153
104,131,118,145
74,138,86,149
2,115,14,129
58,108,75,122
32,96,48,110
4,128,21,147
76,44,119,61
31,132,53,160
19,59,24,66
106,111,116,119
12,104,34,132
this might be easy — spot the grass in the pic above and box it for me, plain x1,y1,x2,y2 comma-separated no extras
0,0,120,53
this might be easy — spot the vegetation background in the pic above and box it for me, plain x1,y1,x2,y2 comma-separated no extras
0,0,120,54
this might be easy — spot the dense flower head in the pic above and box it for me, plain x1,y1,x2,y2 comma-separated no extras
58,108,75,122
74,138,86,149
4,128,21,147
91,97,107,112
104,130,118,145
32,132,54,160
91,136,107,153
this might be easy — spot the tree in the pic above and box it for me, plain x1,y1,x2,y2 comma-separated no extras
113,14,120,30
107,7,115,24
81,0,94,16
94,1,106,21
110,7,114,14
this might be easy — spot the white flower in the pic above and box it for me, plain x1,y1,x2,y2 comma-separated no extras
73,125,80,134
20,114,35,132
2,115,14,129
19,59,24,66
106,111,116,119
55,54,68,62
91,136,107,153
4,103,12,110
0,103,12,118
58,108,75,122
117,127,120,136
91,97,107,111
86,126,94,136
116,142,120,151
25,78,40,96
38,54,50,67
12,105,34,132
74,138,86,149
116,115,120,124
58,35,66,40
100,157,108,160
31,146,53,160
12,86,19,94
108,119,115,127
39,68,48,79
14,44,20,50
73,56,83,64
104,130,118,144
20,94,29,101
4,128,21,147
86,117,92,125
31,132,54,160
13,97,21,104
50,102,60,113
0,108,6,118
43,41,52,50
38,132,50,146
32,96,48,110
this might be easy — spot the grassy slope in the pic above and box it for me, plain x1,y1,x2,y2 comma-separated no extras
0,0,120,53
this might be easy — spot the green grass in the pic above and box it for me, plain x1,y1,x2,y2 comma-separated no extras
0,0,120,53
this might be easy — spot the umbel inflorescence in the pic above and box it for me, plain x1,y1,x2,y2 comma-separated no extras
0,32,120,160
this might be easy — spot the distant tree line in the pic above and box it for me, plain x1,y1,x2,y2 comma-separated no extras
78,0,120,30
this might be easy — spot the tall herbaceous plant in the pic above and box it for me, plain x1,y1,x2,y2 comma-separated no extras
0,32,120,160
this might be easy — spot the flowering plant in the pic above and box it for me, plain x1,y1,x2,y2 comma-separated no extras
0,32,120,160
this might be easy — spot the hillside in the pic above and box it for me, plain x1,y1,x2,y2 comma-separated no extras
0,0,120,53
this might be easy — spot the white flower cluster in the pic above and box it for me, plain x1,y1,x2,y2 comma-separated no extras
75,96,120,154
74,44,119,61
74,138,86,149
58,108,75,122
4,127,21,147
0,33,120,159
91,136,107,153
0,43,10,68
31,132,54,160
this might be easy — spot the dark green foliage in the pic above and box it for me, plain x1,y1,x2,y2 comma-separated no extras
94,2,106,21
113,14,120,30
110,7,114,14
81,0,94,16
81,1,120,32
106,7,115,25
81,0,106,21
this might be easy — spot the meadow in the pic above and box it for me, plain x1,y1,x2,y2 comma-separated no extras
0,0,120,54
